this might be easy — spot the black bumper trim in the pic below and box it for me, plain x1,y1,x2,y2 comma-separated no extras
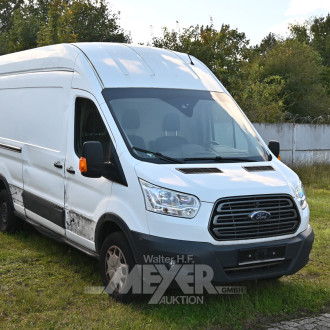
130,226,314,284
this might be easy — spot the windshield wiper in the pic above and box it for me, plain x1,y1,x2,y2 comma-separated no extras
133,147,184,164
183,156,257,162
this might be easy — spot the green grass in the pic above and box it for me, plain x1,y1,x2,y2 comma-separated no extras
0,164,329,329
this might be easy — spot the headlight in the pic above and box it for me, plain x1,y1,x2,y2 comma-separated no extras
295,181,307,209
139,179,200,218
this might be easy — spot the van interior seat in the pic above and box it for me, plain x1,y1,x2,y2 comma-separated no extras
121,109,146,149
83,110,111,160
152,113,188,152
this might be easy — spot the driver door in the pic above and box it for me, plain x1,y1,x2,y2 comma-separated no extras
64,91,113,250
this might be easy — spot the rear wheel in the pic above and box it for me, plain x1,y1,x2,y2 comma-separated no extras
0,189,22,233
100,232,136,302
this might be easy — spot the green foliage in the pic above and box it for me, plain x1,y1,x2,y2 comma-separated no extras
7,6,40,52
233,61,285,123
152,22,249,89
250,32,278,60
0,0,130,53
0,0,24,33
289,21,310,44
263,39,329,117
37,0,76,46
290,14,330,66
69,0,129,42
289,15,330,98
310,15,330,67
0,31,8,54
0,0,24,54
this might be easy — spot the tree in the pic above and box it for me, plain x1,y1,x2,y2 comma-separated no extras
0,0,24,33
6,5,40,52
152,22,249,91
0,0,130,54
289,21,310,44
251,32,278,59
37,0,76,46
263,39,329,117
289,14,330,66
0,32,8,55
258,33,278,53
37,0,130,46
231,59,286,123
69,0,130,42
0,0,24,54
309,15,330,96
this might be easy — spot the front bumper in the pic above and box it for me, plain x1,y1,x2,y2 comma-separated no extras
131,225,314,283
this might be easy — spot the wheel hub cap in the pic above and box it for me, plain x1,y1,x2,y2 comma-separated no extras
105,246,128,293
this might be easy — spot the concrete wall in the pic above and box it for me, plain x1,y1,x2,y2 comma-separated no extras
253,123,330,165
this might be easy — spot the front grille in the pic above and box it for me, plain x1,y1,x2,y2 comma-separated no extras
209,194,300,240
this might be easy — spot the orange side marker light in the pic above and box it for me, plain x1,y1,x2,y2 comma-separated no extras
79,157,87,173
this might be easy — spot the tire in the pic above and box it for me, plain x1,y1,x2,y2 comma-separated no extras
0,189,22,233
100,231,136,302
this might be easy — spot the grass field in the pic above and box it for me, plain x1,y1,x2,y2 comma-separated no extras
0,164,329,329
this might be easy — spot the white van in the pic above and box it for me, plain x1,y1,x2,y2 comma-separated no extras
0,43,313,300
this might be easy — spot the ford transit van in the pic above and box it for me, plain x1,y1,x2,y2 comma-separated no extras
0,43,314,300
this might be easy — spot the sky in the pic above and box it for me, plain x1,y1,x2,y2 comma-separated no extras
108,0,330,46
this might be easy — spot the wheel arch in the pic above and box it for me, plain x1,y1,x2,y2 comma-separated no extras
95,213,140,263
0,174,14,209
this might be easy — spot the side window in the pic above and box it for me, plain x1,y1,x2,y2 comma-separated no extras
74,98,111,161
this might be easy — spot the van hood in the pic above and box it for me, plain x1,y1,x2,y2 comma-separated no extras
134,162,297,203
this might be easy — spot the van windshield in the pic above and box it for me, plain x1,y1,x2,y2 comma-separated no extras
102,88,269,163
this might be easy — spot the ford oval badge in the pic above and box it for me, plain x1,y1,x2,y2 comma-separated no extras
249,211,271,221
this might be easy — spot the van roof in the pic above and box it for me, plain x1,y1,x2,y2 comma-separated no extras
0,43,224,92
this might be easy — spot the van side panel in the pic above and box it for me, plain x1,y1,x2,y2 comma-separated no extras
0,72,72,234
0,87,67,149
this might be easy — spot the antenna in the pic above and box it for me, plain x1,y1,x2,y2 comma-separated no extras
188,54,195,66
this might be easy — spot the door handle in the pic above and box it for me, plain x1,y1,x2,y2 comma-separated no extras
54,161,63,169
66,166,75,174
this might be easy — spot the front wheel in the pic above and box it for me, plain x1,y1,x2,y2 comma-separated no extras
100,232,136,302
0,189,22,233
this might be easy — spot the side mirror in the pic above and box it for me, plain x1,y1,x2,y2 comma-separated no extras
268,140,280,159
80,141,105,178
